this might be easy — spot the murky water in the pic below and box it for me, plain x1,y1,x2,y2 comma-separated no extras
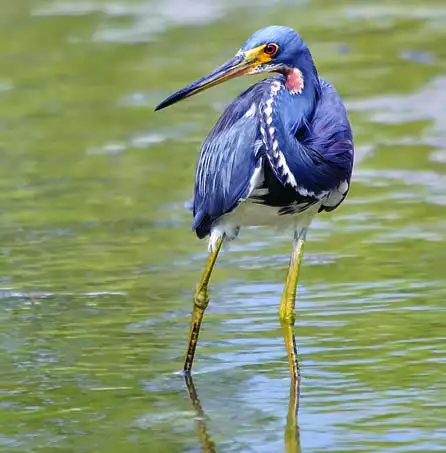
0,0,445,452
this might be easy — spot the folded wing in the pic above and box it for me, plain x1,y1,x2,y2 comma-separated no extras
192,82,268,238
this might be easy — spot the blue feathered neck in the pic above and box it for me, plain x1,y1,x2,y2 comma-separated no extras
259,61,323,192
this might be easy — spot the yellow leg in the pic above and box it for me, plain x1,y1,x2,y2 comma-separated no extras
279,228,307,325
282,323,301,385
280,228,306,381
281,231,305,451
184,236,223,374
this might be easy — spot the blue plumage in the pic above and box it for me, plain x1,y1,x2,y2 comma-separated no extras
156,25,354,242
192,82,264,238
155,25,356,376
192,75,353,237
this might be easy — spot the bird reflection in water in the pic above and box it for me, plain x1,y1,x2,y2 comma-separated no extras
184,341,301,453
184,375,217,453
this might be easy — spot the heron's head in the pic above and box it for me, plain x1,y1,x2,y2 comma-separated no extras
155,26,315,111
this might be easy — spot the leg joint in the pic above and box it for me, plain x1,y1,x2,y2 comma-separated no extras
279,313,296,326
194,286,209,310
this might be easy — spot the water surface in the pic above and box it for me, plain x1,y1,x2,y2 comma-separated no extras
0,0,445,452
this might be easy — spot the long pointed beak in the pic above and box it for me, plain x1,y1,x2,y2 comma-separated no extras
155,53,254,111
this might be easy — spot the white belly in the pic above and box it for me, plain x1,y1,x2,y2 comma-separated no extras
208,199,320,252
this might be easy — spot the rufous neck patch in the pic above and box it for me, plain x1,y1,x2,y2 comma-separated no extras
285,68,304,94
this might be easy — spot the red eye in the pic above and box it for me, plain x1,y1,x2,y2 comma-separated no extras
264,43,279,56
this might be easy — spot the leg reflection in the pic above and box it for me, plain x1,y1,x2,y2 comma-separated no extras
184,339,301,453
282,323,301,453
184,374,217,453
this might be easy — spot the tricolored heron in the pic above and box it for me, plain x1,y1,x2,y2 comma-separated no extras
156,26,354,379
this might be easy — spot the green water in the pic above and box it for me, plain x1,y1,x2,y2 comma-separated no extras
0,0,445,452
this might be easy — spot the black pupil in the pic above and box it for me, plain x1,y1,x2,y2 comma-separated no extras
265,44,276,55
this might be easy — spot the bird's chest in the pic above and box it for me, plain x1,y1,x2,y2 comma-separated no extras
229,199,310,227
220,163,320,231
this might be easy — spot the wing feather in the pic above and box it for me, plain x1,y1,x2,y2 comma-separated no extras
192,82,269,238
307,79,354,211
192,77,354,237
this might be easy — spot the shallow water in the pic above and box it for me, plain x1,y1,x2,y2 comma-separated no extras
0,1,445,452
